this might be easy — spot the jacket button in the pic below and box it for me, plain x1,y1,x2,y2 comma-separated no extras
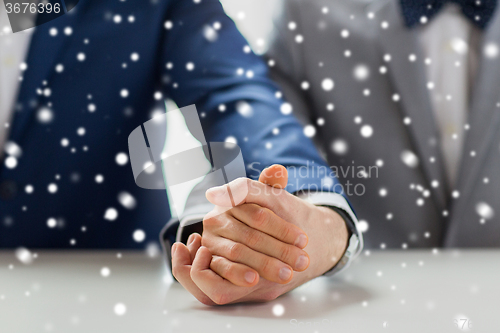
0,180,18,200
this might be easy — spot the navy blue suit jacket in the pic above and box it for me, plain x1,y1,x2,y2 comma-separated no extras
0,0,343,248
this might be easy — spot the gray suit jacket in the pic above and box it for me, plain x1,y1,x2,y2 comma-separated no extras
267,0,500,248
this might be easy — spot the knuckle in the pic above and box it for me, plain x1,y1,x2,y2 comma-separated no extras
260,257,274,275
262,290,281,302
198,296,216,306
280,224,292,242
251,207,268,227
279,245,292,262
203,215,217,228
228,242,244,261
213,291,231,305
223,264,236,281
246,230,263,248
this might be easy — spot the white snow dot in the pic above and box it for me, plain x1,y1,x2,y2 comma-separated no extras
47,218,57,228
272,304,285,316
452,190,460,199
360,125,373,138
358,220,369,232
47,183,58,194
120,89,129,98
340,29,349,38
379,188,388,197
49,28,58,36
353,64,370,81
15,248,33,265
203,25,218,42
104,208,118,221
322,78,334,91
118,192,137,210
401,150,419,168
303,125,316,138
476,202,494,219
133,229,146,242
25,185,34,194
280,102,293,115
186,62,195,71
61,138,69,147
115,153,129,166
5,141,22,157
225,136,237,145
113,15,122,24
130,53,140,61
37,108,54,124
236,101,253,117
484,42,499,58
331,139,348,155
101,267,111,277
88,103,96,112
77,53,86,61
114,303,127,316
95,174,104,183
450,38,468,55
5,156,17,169
77,127,86,136
55,64,64,73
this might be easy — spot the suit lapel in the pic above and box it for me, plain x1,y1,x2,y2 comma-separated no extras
375,0,449,212
448,7,500,226
9,11,79,143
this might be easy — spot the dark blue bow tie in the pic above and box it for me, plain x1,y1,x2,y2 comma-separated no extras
400,0,498,29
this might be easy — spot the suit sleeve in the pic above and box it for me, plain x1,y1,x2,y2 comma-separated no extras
158,0,358,273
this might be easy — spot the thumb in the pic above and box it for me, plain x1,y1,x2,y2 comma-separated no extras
258,164,288,189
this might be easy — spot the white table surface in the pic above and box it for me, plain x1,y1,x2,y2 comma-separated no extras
0,250,497,333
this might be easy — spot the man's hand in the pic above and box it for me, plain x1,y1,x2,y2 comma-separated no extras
171,165,349,305
201,167,311,285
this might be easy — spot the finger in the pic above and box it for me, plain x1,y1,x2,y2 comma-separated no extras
210,255,259,287
191,246,253,305
186,233,202,262
202,236,294,284
216,213,310,271
259,164,288,189
171,243,215,306
205,177,300,223
229,203,308,249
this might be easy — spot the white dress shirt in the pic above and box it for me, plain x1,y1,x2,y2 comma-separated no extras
0,1,34,156
417,4,481,188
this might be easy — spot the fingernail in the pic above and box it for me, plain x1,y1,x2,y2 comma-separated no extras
171,244,177,256
206,185,225,197
187,234,194,245
294,234,308,248
279,267,292,281
244,271,257,283
295,255,309,270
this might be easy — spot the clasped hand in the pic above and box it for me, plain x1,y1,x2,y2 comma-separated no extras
171,165,349,305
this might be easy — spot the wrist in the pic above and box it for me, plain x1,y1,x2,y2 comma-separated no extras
316,206,350,275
